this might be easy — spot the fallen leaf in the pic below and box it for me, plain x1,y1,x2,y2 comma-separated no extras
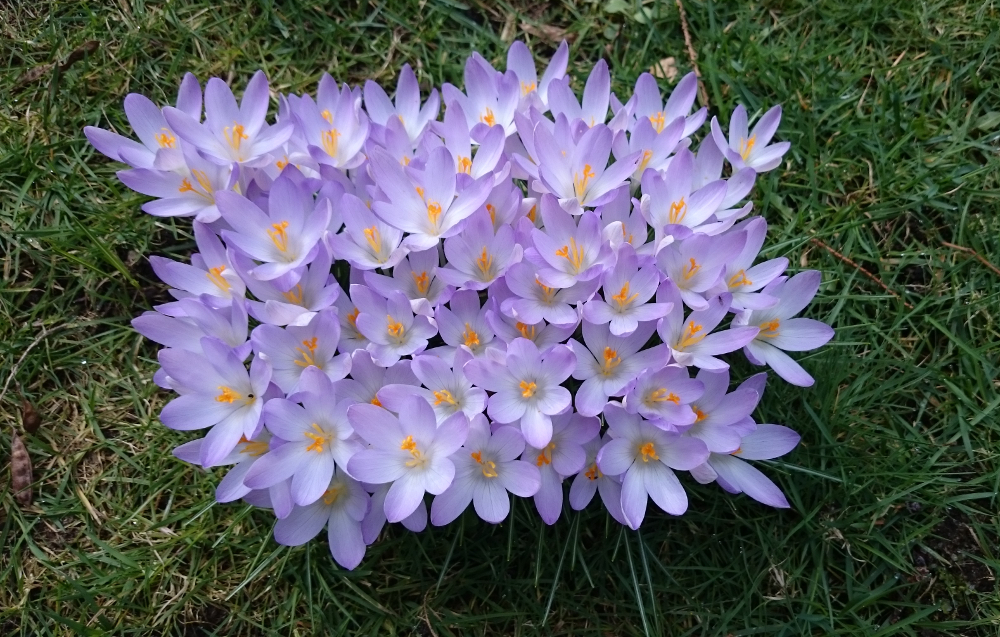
520,22,574,44
21,397,41,435
650,57,678,82
11,432,32,507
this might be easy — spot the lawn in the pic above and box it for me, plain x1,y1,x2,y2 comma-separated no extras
2,0,999,634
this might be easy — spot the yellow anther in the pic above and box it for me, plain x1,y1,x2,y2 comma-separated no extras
322,487,341,505
347,307,360,329
573,164,596,199
648,388,680,404
400,435,417,452
458,156,472,174
433,389,457,406
732,447,743,456
739,135,757,161
426,201,443,227
461,323,480,348
321,109,334,124
535,442,555,467
206,266,230,292
602,347,622,374
677,321,705,350
519,380,537,398
584,462,602,481
521,81,537,95
239,437,270,457
554,236,586,273
693,406,707,422
486,203,497,225
267,220,290,252
412,271,430,295
480,107,496,127
370,396,382,407
759,319,780,338
386,315,405,339
321,128,341,157
282,284,304,305
363,225,381,254
294,337,319,368
728,269,753,288
649,111,666,133
516,322,537,340
638,149,653,173
526,205,537,224
639,441,659,463
682,257,701,281
476,247,494,279
304,423,331,453
276,156,290,170
622,223,634,245
472,450,499,478
223,122,249,155
401,435,425,467
611,282,639,309
156,128,177,148
215,386,241,404
535,278,557,302
179,169,215,201
415,186,425,200
668,197,687,224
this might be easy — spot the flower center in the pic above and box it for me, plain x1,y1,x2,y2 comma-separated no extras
480,107,496,127
363,225,382,256
412,271,430,295
692,406,706,422
602,347,622,375
294,337,319,368
267,221,290,252
682,257,701,281
554,236,586,273
573,164,596,199
519,380,537,398
386,316,405,339
526,205,537,224
521,81,536,95
638,149,653,173
639,441,659,463
433,389,457,406
535,442,555,467
457,156,472,174
649,111,666,133
728,269,752,288
238,436,269,457
322,486,341,505
156,128,177,148
475,247,494,279
178,169,215,200
611,281,639,310
471,450,498,478
223,122,249,156
426,201,443,229
647,388,680,404
516,322,537,340
461,323,480,348
321,110,334,124
739,135,756,161
584,462,602,481
534,278,557,303
321,128,341,157
676,321,705,350
668,198,687,224
759,319,780,337
215,386,253,404
282,284,305,305
304,423,332,453
206,266,230,292
400,435,426,468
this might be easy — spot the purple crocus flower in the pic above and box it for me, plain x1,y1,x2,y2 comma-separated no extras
233,242,340,326
244,369,361,506
84,72,201,169
463,338,575,448
364,63,441,143
430,415,540,525
361,482,428,543
328,192,408,271
442,58,520,137
523,411,599,524
164,70,293,166
273,467,371,569
368,145,492,251
569,433,627,525
485,279,578,351
430,289,497,361
625,72,706,138
735,270,834,387
364,248,451,317
683,369,762,453
158,337,271,467
657,230,747,311
437,101,507,181
582,243,670,335
500,261,599,326
218,174,331,281
612,114,685,185
528,198,614,288
334,349,419,405
639,149,728,244
250,309,349,393
347,396,469,522
133,295,250,359
379,349,486,422
596,404,709,528
149,222,245,308
436,211,522,291
503,40,569,111
352,286,436,366
622,364,704,429
692,424,801,508
657,285,759,370
547,60,611,128
290,81,369,170
596,186,653,257
711,104,790,172
710,217,788,310
568,320,665,417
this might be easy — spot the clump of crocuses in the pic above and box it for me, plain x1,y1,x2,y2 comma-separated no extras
88,41,832,570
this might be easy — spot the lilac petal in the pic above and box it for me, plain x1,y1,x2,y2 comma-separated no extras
575,377,608,417
520,408,553,449
769,318,834,352
736,424,800,460
620,469,648,529
644,462,688,515
488,390,528,423
216,460,254,502
292,454,335,506
751,341,815,387
160,394,233,431
200,409,255,467
430,478,474,526
347,450,406,484
474,479,511,524
243,443,307,489
533,468,563,525
498,460,541,497
273,502,329,546
328,509,367,569
384,473,427,522
568,472,597,510
711,454,789,508
597,438,635,476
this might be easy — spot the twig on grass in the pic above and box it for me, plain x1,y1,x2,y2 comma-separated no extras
941,241,1000,278
674,0,708,106
809,237,914,309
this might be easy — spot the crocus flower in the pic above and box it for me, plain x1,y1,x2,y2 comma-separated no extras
569,433,626,525
431,289,497,361
657,230,747,311
500,261,599,326
149,222,245,308
503,40,569,111
233,243,340,326
547,60,611,128
485,280,578,352
84,73,201,169
612,114,685,185
442,58,520,137
158,337,271,467
364,63,440,143
596,404,709,528
437,211,522,290
707,217,787,310
639,148,727,243
437,101,507,181
430,415,540,525
164,70,292,166
623,364,703,429
133,295,250,359
273,467,370,569
657,285,759,370
368,145,492,251
692,424,800,508
582,243,670,335
464,338,575,448
625,72,706,138
683,369,762,453
174,429,272,503
364,247,451,316
244,369,361,506
710,104,790,172
568,321,665,417
735,270,834,386
380,349,486,421
347,396,469,522
334,349,419,405
329,193,408,271
218,173,331,281
291,81,369,170
352,287,437,366
596,186,653,257
523,411,599,524
528,199,614,288
250,309,349,393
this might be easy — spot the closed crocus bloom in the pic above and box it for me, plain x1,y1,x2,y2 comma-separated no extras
364,63,440,143
347,396,469,522
625,72,706,138
710,104,790,172
656,284,759,370
250,309,349,393
274,467,370,570
523,411,599,524
692,424,801,508
133,295,251,359
583,243,671,336
623,364,704,429
164,70,293,166
735,270,834,387
464,338,575,448
657,230,747,311
569,433,627,526
503,39,569,112
431,415,540,525
597,404,708,529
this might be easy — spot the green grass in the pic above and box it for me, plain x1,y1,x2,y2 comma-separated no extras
2,0,1000,634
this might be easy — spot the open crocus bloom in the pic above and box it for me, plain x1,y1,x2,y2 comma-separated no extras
93,41,831,570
